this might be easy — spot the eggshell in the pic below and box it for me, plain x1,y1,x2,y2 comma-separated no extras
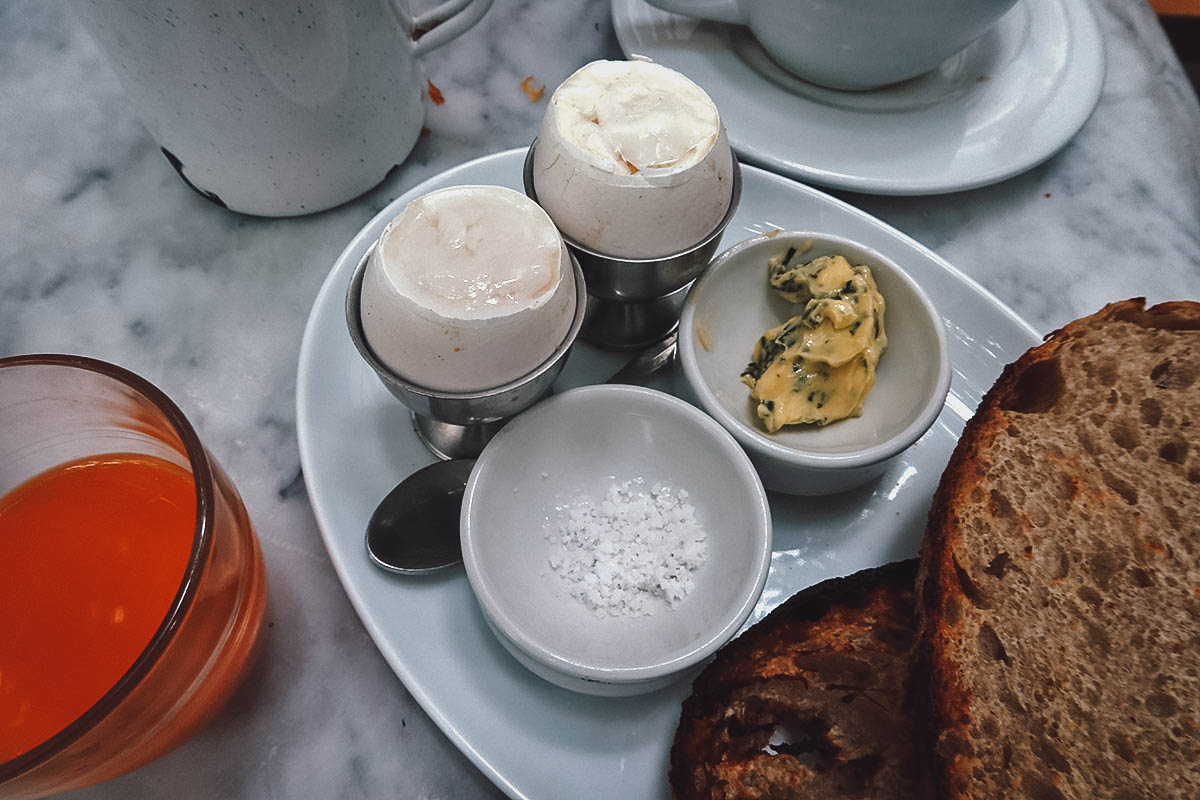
359,186,577,393
532,60,734,260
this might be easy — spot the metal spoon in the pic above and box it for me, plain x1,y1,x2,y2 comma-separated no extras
365,330,679,574
365,457,475,575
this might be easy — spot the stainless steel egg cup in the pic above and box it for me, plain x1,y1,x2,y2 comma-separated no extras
523,140,743,350
345,246,588,461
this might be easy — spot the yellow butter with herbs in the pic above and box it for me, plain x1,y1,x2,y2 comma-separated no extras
740,251,887,432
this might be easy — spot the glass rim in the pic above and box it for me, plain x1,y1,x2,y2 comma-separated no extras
0,354,215,782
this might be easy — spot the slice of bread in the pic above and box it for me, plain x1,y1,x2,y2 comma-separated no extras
918,298,1200,799
670,560,924,799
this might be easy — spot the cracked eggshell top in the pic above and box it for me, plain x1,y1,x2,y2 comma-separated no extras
532,59,734,260
359,185,577,393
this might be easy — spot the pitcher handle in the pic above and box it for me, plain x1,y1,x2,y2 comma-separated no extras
640,0,744,25
397,0,494,57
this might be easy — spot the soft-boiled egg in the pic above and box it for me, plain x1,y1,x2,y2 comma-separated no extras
360,185,577,393
532,59,734,260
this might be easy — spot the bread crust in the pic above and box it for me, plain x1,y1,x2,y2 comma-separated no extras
670,560,923,800
917,298,1200,799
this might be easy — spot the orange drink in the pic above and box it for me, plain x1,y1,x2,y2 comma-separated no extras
0,455,195,762
0,356,266,798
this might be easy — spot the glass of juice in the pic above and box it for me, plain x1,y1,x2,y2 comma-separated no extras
0,355,267,797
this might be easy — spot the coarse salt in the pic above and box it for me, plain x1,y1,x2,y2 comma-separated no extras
548,479,707,617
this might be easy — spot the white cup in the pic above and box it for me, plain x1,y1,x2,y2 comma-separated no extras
641,0,1019,91
72,0,492,216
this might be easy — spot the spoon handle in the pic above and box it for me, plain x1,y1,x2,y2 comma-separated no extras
603,329,679,386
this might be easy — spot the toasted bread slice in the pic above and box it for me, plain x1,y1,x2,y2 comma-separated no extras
670,560,923,799
919,299,1200,799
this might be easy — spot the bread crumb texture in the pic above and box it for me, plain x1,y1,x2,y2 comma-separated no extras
920,300,1200,800
671,561,925,799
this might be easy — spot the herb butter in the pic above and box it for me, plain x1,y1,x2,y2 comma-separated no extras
741,249,887,431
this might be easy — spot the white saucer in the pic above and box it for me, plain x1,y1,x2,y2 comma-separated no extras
612,0,1104,195
297,149,1040,799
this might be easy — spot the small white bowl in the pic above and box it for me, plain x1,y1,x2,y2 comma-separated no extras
460,385,772,696
679,231,951,496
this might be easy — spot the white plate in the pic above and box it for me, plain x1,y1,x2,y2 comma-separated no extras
612,0,1104,195
296,148,1040,799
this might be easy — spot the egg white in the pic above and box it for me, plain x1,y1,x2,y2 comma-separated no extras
532,61,734,260
360,186,577,393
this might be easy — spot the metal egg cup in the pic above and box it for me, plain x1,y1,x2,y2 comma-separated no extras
523,140,743,350
345,246,588,461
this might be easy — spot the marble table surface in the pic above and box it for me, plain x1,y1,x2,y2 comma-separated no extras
2,0,1197,797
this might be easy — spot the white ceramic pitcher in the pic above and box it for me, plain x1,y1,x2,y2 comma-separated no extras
73,0,492,216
